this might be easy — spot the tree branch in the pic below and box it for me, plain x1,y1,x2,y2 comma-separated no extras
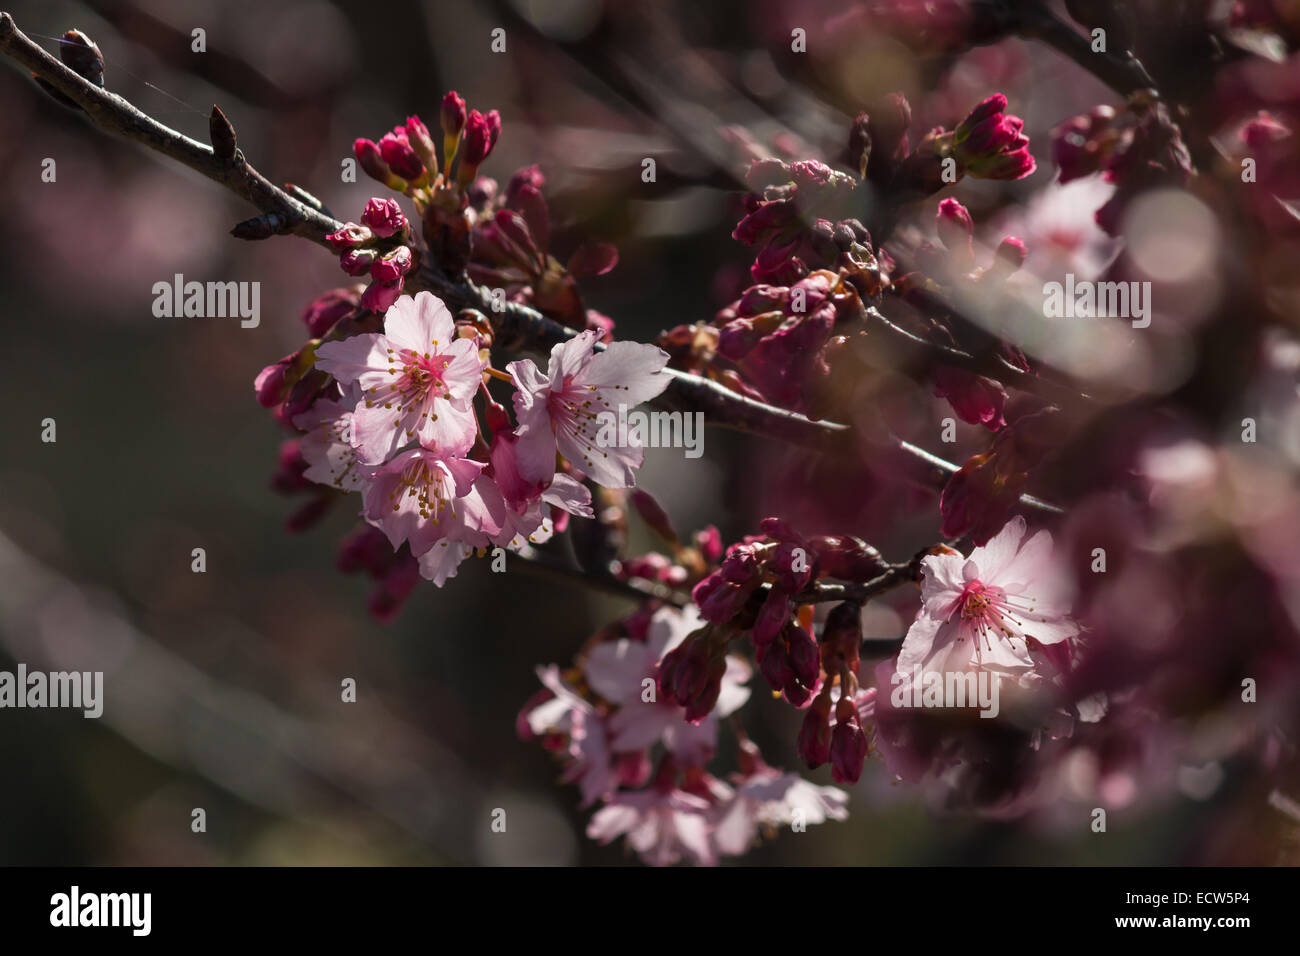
1017,1,1157,98
0,12,342,248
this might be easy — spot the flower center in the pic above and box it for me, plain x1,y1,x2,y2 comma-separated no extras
366,348,453,435
388,457,456,522
957,580,1019,644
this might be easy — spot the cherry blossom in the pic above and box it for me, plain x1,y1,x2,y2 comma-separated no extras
507,329,670,488
897,516,1078,681
361,447,498,558
587,786,719,867
313,292,485,464
712,767,848,856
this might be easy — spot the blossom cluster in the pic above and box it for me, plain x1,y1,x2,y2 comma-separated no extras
262,290,670,587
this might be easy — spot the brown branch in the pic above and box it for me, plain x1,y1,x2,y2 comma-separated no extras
1017,1,1157,97
0,11,343,249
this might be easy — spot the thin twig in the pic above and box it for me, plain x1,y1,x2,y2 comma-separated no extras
0,12,342,248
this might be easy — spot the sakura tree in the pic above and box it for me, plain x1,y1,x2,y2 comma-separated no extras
4,0,1299,867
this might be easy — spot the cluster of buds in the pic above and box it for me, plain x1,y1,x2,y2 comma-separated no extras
325,198,416,312
714,270,862,411
798,602,873,783
352,93,502,272
895,95,1035,189
354,94,500,196
732,159,862,285
1052,93,1192,235
927,197,1027,279
616,502,725,590
657,626,731,722
691,519,888,711
949,94,1036,181
469,164,619,334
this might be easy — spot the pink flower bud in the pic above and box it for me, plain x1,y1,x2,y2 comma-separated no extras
698,579,752,624
798,693,834,767
370,245,413,284
254,352,297,408
404,115,438,176
805,535,886,582
326,222,373,252
831,696,869,784
721,543,761,584
300,287,360,337
771,540,813,592
760,516,804,545
752,588,790,649
994,236,1027,272
819,600,862,674
959,93,1007,131
936,197,973,255
337,525,391,574
786,622,820,689
339,247,377,277
360,197,408,239
378,128,426,183
458,109,495,183
441,90,467,139
953,94,1036,181
683,654,727,723
361,278,402,312
1240,111,1291,149
759,637,794,691
630,488,677,543
369,552,420,623
354,138,399,186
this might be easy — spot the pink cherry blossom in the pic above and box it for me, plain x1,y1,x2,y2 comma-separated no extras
485,431,593,549
524,665,617,808
711,767,848,856
362,447,501,558
506,329,670,489
897,516,1078,681
292,386,371,492
587,787,718,866
313,292,486,464
416,539,476,587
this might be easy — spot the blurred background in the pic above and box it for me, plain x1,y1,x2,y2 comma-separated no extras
0,0,1293,864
